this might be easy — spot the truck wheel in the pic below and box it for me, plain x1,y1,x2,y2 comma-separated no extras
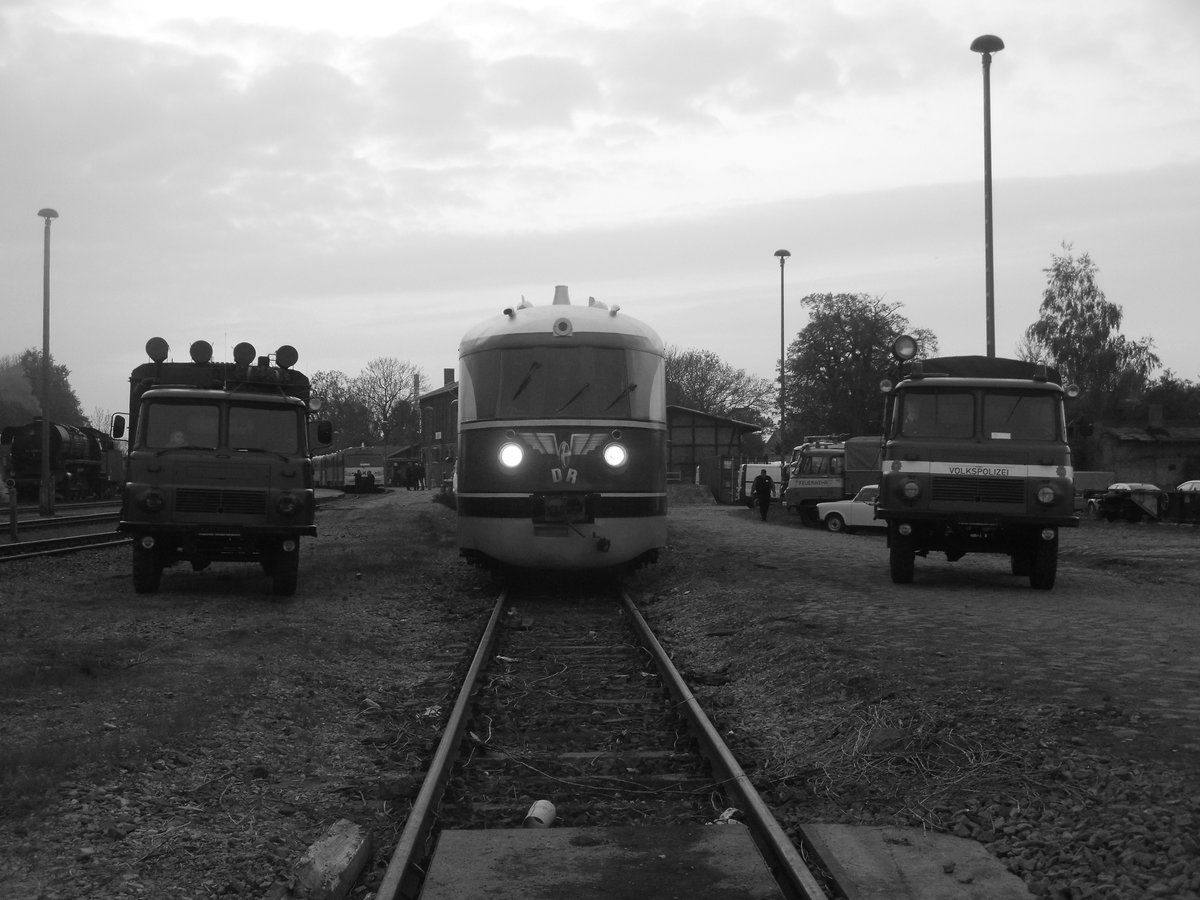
825,513,846,533
800,506,820,527
132,543,162,594
1030,534,1058,590
271,540,299,597
889,533,914,584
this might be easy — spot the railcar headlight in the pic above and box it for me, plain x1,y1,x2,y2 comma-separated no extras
902,480,921,501
1035,485,1056,506
498,442,524,468
140,490,165,513
277,493,302,516
602,442,628,468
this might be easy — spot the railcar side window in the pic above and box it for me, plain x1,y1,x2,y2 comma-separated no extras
229,406,300,453
897,391,974,438
143,403,220,449
983,393,1058,441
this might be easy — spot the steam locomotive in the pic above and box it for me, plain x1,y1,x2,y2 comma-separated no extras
456,285,668,572
1,419,124,501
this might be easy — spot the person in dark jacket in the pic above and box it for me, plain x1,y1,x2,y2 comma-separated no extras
751,469,774,521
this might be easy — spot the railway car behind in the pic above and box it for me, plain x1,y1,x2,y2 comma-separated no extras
456,285,667,573
1,419,123,501
313,445,387,492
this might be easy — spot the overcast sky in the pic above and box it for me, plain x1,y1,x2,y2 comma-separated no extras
4,0,1199,423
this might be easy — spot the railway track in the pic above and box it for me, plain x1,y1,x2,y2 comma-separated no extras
0,531,130,561
374,584,835,900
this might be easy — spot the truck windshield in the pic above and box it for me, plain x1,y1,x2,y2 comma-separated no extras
460,346,665,422
897,391,974,439
229,405,301,454
983,393,1058,441
144,403,219,450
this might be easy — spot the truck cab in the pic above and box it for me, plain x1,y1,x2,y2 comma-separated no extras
877,345,1078,589
115,338,331,596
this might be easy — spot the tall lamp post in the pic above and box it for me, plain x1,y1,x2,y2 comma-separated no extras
774,249,791,467
970,34,1003,358
37,207,60,516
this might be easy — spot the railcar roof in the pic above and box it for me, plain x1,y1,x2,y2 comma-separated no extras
896,376,1064,393
459,295,664,356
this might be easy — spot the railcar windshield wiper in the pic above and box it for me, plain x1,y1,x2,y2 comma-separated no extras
605,383,637,411
511,361,541,401
555,383,590,413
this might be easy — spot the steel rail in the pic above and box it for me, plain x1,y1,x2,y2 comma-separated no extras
0,532,130,562
621,589,832,900
14,512,119,533
376,590,510,900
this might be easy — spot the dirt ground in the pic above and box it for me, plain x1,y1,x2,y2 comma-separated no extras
1,488,1198,899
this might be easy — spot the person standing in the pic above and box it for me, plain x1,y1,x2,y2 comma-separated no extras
751,468,774,521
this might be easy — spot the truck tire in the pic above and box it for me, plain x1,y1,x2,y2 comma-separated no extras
132,543,162,594
1030,534,1058,590
889,532,914,584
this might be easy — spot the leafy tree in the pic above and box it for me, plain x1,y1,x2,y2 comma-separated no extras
9,350,86,426
1135,371,1200,424
1023,244,1159,417
310,369,373,447
664,347,775,420
785,293,937,438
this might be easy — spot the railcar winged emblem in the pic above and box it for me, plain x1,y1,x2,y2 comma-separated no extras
519,431,607,484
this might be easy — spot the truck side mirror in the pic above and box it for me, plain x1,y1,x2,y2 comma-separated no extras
312,420,333,447
111,414,127,440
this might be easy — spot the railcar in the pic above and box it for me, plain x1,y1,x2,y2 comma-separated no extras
456,285,667,572
313,445,387,491
1,419,123,501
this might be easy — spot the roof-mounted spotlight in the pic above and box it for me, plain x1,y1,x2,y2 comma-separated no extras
275,345,298,370
233,342,257,366
189,340,213,364
146,337,170,363
891,334,919,362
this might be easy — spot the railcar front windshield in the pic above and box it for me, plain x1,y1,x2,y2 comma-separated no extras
460,345,665,421
894,388,1062,441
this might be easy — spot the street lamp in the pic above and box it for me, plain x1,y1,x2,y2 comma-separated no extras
37,207,59,516
971,34,1004,358
774,249,791,467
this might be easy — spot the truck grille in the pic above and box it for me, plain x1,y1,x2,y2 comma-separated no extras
931,476,1024,504
176,488,267,515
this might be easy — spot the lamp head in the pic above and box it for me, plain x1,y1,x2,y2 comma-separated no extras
970,34,1004,54
37,208,59,220
774,249,791,260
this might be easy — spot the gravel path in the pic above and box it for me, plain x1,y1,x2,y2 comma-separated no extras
0,488,1197,899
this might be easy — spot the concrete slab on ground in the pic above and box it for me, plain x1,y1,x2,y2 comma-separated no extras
800,823,1033,900
419,825,784,899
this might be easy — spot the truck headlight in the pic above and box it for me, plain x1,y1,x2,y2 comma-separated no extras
902,480,921,501
140,490,165,513
277,493,302,516
1035,485,1056,506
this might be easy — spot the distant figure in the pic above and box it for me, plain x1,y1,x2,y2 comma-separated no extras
416,463,426,490
751,468,774,521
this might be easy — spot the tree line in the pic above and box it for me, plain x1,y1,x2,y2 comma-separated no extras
4,242,1195,453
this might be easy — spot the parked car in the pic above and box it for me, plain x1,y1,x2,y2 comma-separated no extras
1089,482,1165,522
816,484,882,533
1177,480,1200,492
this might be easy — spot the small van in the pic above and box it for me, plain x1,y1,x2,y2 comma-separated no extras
735,463,783,508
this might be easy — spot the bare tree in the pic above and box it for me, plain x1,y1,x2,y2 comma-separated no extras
664,347,774,420
353,357,423,442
